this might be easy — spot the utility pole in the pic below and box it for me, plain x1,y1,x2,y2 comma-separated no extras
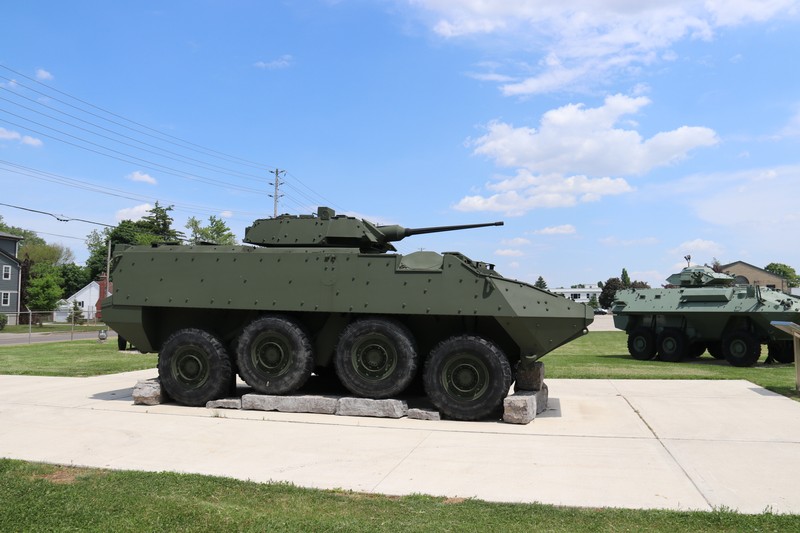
269,168,285,218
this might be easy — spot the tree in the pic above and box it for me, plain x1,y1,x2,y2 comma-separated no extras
19,241,74,267
631,280,650,289
137,201,184,243
534,276,548,289
66,300,86,325
25,264,63,322
710,257,723,273
764,262,799,288
599,277,624,309
60,263,91,297
0,215,46,246
588,294,599,309
185,215,236,245
621,268,631,288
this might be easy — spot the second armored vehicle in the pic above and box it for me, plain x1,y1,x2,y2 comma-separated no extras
102,207,593,420
612,266,800,367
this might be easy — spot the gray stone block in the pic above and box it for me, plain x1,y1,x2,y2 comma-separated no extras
336,397,408,418
241,394,339,414
206,398,242,409
514,361,545,392
503,384,548,424
133,378,167,406
407,408,441,421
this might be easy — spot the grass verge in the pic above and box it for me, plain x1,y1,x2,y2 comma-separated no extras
1,323,108,334
0,340,156,377
1,459,798,532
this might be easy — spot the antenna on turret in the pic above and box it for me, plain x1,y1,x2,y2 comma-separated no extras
684,255,691,267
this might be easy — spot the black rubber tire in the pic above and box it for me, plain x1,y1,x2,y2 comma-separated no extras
687,342,706,358
707,341,725,360
723,330,761,367
158,328,232,406
334,317,418,398
627,327,657,361
236,315,314,394
117,335,128,351
768,341,795,364
423,335,512,421
657,329,687,362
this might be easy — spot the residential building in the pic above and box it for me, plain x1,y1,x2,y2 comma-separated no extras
0,231,23,325
550,284,601,304
719,261,790,293
54,280,102,322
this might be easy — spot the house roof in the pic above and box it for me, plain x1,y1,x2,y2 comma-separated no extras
0,231,24,241
0,248,19,265
719,261,786,280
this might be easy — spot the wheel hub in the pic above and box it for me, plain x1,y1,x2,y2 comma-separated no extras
353,338,396,380
442,354,488,400
253,334,290,376
172,346,209,389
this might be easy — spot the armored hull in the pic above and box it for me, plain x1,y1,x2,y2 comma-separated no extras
612,266,800,366
103,208,592,420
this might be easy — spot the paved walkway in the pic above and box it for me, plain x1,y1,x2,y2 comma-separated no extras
1,370,798,514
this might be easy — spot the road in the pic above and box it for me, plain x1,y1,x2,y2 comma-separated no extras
0,330,118,346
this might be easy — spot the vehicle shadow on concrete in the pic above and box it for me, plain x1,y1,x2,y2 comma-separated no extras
91,387,134,402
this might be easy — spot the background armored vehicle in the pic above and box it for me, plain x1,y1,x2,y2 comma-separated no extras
102,207,593,420
612,266,800,367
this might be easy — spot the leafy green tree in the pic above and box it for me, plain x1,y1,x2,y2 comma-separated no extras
621,268,631,288
19,241,74,266
588,294,599,309
137,202,184,243
25,264,64,319
185,215,236,245
0,215,46,246
764,262,799,288
534,276,548,289
599,277,624,309
60,263,91,297
631,280,651,289
66,300,86,325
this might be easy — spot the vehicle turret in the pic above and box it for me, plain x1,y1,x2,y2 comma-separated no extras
243,206,504,253
665,266,735,287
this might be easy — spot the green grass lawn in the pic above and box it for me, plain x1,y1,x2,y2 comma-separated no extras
546,332,799,401
0,323,108,334
0,340,156,377
1,459,798,532
1,332,798,529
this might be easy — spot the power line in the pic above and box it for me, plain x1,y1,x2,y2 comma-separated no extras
0,201,115,227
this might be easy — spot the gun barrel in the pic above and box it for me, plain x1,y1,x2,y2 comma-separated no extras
376,221,503,242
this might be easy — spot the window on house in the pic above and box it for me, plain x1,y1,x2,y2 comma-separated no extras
571,293,580,300
1,292,9,307
2,265,10,280
77,301,84,308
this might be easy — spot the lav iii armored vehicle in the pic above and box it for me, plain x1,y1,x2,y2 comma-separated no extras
102,207,593,420
612,265,800,367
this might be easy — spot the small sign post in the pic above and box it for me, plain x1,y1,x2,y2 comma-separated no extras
770,321,800,392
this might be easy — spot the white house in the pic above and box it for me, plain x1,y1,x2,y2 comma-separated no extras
550,284,602,304
54,280,101,322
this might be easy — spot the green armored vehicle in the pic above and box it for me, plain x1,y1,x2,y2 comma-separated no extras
612,266,800,367
102,207,593,420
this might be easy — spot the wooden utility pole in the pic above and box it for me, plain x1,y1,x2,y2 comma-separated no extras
269,168,285,217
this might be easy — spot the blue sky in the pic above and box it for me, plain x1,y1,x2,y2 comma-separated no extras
1,0,799,289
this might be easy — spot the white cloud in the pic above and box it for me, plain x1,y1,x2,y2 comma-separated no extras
534,224,576,235
0,127,43,147
495,248,524,256
116,203,152,222
670,238,724,258
254,55,293,69
220,210,233,218
473,94,718,176
35,69,53,81
501,237,530,245
410,0,798,94
125,171,157,185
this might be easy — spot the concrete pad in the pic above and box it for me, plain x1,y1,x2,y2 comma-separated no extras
1,371,800,513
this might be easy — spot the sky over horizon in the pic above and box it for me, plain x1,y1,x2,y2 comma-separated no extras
1,0,799,289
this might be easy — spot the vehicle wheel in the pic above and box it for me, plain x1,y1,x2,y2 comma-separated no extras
236,315,314,394
723,330,761,367
707,341,725,360
627,328,657,361
657,329,687,362
334,317,418,398
687,342,706,358
423,335,512,421
158,328,232,406
768,341,795,364
117,335,128,351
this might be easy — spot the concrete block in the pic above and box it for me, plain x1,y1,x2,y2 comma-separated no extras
336,397,408,418
503,384,548,424
514,361,545,392
133,378,167,405
206,398,242,409
241,394,339,414
407,408,441,421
